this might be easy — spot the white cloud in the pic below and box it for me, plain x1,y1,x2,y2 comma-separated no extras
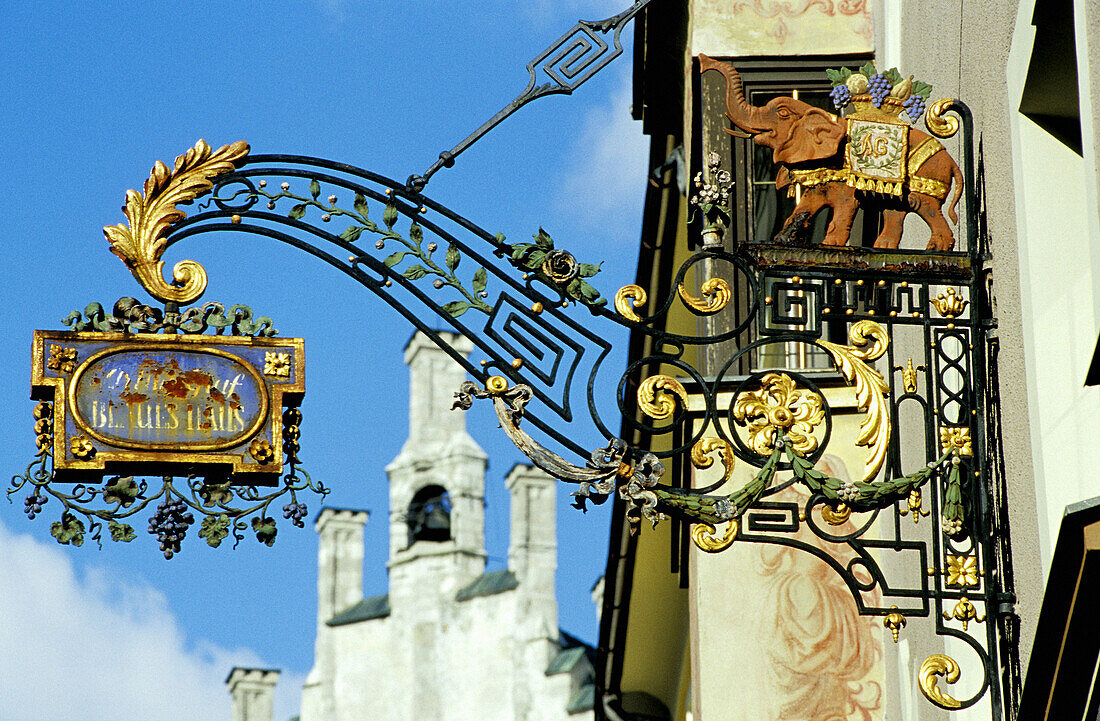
0,520,303,721
554,68,649,233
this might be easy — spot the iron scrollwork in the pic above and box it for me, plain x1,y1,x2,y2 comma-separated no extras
17,77,1010,713
405,0,656,192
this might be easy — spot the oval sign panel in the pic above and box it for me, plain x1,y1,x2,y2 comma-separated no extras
71,348,268,451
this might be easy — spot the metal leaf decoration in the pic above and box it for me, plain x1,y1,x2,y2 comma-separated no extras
103,139,249,304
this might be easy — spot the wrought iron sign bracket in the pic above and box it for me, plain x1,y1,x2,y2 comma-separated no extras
405,0,654,192
13,30,1016,721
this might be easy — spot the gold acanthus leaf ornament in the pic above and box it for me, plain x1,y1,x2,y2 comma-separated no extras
816,320,891,483
637,375,688,421
677,277,731,315
103,139,250,304
918,654,963,709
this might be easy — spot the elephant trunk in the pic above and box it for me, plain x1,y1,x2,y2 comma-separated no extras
698,54,769,134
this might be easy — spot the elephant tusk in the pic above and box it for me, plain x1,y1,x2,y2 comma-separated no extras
722,126,753,139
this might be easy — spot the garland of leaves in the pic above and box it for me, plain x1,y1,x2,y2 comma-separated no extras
8,404,328,558
652,441,967,538
212,180,607,314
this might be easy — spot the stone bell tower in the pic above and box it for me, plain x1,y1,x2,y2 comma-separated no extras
384,331,488,603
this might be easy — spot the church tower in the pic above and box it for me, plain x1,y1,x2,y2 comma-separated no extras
298,331,594,721
385,332,488,603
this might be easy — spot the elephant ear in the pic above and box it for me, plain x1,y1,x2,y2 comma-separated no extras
774,108,845,164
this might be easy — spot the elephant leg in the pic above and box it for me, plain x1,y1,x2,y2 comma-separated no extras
908,192,956,251
874,209,906,248
775,185,828,244
821,184,858,246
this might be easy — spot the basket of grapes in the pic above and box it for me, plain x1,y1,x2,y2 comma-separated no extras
827,62,932,124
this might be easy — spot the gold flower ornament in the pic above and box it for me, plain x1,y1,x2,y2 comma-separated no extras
732,373,825,455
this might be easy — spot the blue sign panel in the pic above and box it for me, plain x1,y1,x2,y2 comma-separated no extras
71,349,267,450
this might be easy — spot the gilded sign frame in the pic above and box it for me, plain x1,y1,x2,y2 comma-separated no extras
32,331,304,481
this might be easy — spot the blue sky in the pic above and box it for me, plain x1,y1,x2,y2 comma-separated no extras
0,3,646,719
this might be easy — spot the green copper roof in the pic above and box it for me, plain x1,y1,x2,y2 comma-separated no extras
566,684,595,714
326,594,390,626
454,569,519,601
546,646,588,675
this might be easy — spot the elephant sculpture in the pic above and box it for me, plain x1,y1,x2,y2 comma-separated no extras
698,54,963,251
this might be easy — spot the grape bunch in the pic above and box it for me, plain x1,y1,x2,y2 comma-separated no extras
283,502,308,528
148,497,195,559
868,73,892,107
829,84,851,109
903,94,927,123
24,492,46,519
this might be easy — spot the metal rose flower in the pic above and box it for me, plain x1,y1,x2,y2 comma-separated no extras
732,373,825,455
540,249,579,285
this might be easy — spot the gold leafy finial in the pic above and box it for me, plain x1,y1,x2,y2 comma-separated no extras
816,321,891,482
883,607,906,643
918,654,963,709
925,98,960,138
931,288,969,319
637,375,689,421
104,139,250,304
943,596,985,631
899,488,930,523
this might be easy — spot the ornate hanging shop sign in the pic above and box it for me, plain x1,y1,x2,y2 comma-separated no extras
7,7,1015,716
32,331,303,480
14,296,324,557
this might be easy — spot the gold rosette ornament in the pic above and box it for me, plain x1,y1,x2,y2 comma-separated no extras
732,373,825,455
104,139,249,304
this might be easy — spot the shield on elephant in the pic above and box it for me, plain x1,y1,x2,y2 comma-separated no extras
846,117,908,195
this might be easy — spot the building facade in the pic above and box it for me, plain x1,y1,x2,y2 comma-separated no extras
597,1,1100,720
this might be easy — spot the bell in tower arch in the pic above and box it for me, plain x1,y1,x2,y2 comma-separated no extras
406,484,452,546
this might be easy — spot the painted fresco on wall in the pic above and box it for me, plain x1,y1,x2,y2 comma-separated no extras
692,0,873,57
757,458,884,721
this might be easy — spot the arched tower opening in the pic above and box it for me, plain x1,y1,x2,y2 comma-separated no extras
406,485,452,546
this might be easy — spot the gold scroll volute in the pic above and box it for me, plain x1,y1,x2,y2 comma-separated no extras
103,139,250,304
615,284,647,322
637,375,688,421
689,437,738,552
677,277,731,315
918,654,963,709
925,98,960,139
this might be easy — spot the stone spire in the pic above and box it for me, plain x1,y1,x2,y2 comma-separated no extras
386,331,488,599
